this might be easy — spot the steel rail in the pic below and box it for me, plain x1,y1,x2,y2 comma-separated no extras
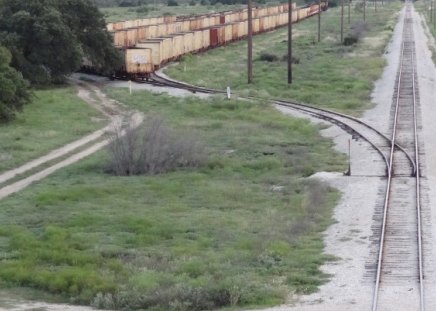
371,38,404,311
273,100,389,170
412,24,425,311
272,99,414,173
371,4,424,310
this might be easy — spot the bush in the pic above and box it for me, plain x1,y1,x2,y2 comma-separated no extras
136,5,149,13
343,21,368,46
168,0,179,6
343,35,358,46
189,0,196,5
105,117,207,176
281,54,300,64
259,52,279,62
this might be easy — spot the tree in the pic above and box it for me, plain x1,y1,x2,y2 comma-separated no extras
0,46,31,122
0,0,122,84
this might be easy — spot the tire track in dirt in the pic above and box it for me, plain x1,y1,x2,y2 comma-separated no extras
0,78,143,200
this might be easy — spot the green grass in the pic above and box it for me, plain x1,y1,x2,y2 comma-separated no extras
101,4,244,22
0,87,104,173
165,2,402,114
0,91,344,310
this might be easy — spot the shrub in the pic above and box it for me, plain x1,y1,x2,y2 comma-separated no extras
189,0,196,5
105,117,207,176
136,5,149,13
344,21,368,46
281,54,300,64
259,52,279,62
168,0,179,6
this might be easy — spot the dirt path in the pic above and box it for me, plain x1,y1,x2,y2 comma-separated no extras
0,79,143,200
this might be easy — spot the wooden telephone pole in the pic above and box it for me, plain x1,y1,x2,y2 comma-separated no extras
348,0,351,24
248,0,253,83
288,0,293,84
318,0,321,42
364,0,366,22
340,0,344,43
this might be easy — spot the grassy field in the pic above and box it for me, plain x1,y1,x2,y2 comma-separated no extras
0,87,104,173
102,4,244,22
0,90,345,310
165,2,402,114
0,2,403,310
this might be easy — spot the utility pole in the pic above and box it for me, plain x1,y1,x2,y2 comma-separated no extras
431,0,436,28
288,0,293,84
375,0,377,12
364,0,366,22
348,0,351,24
431,0,433,24
341,0,344,43
318,0,321,42
248,0,253,84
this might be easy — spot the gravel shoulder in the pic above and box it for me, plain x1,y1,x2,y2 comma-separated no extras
412,5,436,309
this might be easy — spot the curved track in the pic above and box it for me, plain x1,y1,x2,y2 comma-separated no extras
149,72,415,177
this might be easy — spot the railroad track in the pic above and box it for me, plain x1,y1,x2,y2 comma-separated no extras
371,3,425,311
149,73,226,94
149,71,415,177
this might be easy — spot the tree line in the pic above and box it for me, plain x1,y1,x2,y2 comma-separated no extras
0,0,122,122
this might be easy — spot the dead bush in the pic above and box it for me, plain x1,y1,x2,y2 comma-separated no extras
259,52,279,62
344,21,368,46
302,180,328,217
105,117,207,176
281,54,300,64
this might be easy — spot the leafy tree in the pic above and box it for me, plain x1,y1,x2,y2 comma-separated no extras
0,46,31,122
0,0,122,84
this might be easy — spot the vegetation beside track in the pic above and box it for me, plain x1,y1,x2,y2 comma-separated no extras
165,2,402,114
0,87,103,173
415,1,436,62
0,90,344,310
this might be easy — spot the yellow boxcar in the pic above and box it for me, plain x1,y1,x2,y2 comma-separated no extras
113,30,127,47
125,48,153,75
126,28,138,47
136,40,163,67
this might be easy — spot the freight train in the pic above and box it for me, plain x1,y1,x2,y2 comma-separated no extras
84,2,328,79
